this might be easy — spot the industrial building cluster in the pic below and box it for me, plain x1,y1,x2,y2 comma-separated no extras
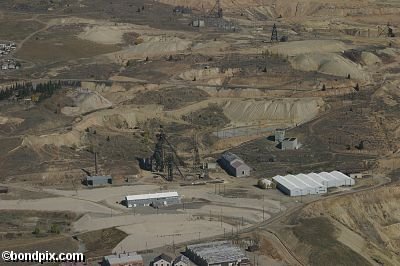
100,241,249,266
272,171,355,196
0,42,16,56
0,42,20,71
0,59,20,71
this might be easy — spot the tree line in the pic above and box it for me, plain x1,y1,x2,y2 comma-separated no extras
0,80,81,101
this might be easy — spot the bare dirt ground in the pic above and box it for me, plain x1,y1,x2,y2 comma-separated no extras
0,0,400,264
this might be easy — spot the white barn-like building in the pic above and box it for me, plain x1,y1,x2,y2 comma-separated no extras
273,171,355,197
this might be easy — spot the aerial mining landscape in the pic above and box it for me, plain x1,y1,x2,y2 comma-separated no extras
0,0,399,265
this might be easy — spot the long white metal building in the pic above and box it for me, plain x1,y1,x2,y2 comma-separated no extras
124,192,181,208
272,171,355,197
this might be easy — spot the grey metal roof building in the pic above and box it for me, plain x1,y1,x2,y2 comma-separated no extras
272,171,355,197
173,254,191,266
152,253,173,266
102,252,143,266
185,241,250,266
85,176,112,187
219,152,250,177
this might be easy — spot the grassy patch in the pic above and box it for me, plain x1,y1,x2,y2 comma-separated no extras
17,38,118,63
78,227,128,258
182,104,229,128
0,210,77,235
0,19,43,41
293,217,371,266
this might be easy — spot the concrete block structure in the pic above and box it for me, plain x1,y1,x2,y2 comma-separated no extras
219,152,250,177
274,128,286,143
273,171,355,197
85,176,112,186
350,173,363,179
125,192,181,208
185,241,250,266
102,252,144,266
281,138,299,150
192,19,205,27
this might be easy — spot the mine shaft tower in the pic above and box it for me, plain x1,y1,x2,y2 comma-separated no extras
151,126,185,181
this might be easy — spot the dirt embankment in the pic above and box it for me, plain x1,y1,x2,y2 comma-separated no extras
222,98,325,126
297,186,400,265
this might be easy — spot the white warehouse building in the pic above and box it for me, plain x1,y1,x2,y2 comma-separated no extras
273,171,355,197
124,192,181,208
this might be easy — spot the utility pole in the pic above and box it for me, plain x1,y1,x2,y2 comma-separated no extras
220,208,223,227
271,24,278,42
263,206,265,221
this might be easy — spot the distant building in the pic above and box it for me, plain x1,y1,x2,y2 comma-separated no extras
124,192,181,208
173,6,192,14
219,152,250,177
152,253,173,266
202,162,217,170
192,19,205,27
102,252,144,266
173,254,191,266
85,176,112,187
274,128,286,143
281,138,299,150
350,173,363,179
185,241,250,266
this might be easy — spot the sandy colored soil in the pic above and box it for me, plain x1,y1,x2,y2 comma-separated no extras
61,89,113,116
0,197,119,214
299,186,400,265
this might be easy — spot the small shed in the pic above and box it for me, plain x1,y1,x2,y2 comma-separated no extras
258,179,274,189
350,173,363,179
85,176,112,187
203,162,217,170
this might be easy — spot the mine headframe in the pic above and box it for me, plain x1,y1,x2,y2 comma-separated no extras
271,23,278,42
209,0,223,18
378,23,396,38
151,126,186,181
152,129,167,172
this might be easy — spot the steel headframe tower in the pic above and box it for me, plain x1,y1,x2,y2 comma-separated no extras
271,23,278,42
153,127,166,172
217,0,223,18
167,153,174,181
